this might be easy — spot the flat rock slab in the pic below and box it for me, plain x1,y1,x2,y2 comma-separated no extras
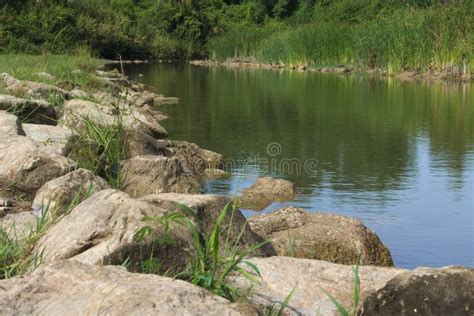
233,256,406,316
0,260,252,315
237,177,297,211
248,206,393,266
0,110,24,137
23,123,73,156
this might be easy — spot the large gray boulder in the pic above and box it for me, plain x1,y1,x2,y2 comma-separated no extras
359,266,474,315
0,110,24,137
233,256,406,315
248,206,393,266
237,177,297,211
5,80,68,100
0,260,253,315
22,123,73,156
0,136,76,194
58,99,167,138
0,94,56,125
120,155,201,198
141,193,275,257
34,190,193,274
32,169,110,216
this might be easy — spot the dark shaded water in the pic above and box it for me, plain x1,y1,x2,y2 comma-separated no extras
124,63,473,269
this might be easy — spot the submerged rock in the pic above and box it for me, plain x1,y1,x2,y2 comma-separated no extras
0,260,253,315
0,94,57,125
248,206,393,266
233,256,405,315
23,123,73,156
32,169,110,216
359,266,474,316
120,155,201,197
0,136,76,194
34,190,194,273
237,177,297,211
0,110,25,137
141,193,275,257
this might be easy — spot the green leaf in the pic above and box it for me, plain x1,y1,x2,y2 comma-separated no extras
175,202,198,219
277,288,295,316
320,287,349,316
242,260,262,278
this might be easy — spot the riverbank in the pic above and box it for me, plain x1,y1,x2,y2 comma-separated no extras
190,59,474,83
0,54,473,315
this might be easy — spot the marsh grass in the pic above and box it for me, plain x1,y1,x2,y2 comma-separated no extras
135,203,266,302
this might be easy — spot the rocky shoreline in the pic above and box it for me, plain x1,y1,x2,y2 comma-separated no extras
190,59,474,83
0,66,472,315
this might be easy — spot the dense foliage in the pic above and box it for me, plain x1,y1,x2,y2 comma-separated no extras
1,0,472,71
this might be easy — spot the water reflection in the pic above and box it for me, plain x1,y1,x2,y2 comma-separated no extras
124,63,474,269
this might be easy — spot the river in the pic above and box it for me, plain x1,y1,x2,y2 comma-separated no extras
123,62,473,269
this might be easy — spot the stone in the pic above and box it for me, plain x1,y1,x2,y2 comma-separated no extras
237,177,297,211
205,168,231,180
155,140,223,177
0,110,25,137
154,95,179,105
141,193,276,257
22,123,73,156
233,256,406,315
0,212,37,241
0,260,252,315
0,73,20,87
0,94,56,125
34,72,55,81
69,88,89,99
124,129,171,158
120,155,201,197
248,206,393,266
126,90,156,107
34,190,194,273
0,136,76,194
58,99,167,138
6,80,68,99
359,266,474,316
32,169,110,216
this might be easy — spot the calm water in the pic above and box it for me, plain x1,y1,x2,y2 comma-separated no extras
124,63,474,269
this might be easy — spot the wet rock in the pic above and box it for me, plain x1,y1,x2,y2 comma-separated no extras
0,94,56,125
205,168,231,180
0,136,76,194
59,99,167,138
233,256,405,315
141,193,276,257
237,177,297,211
0,110,25,136
34,189,194,273
248,206,393,266
359,266,474,316
154,95,179,105
120,155,201,197
32,169,110,216
0,260,252,315
1,212,37,241
23,123,73,156
126,90,156,107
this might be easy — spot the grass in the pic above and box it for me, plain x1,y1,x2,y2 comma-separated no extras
209,1,474,74
135,202,267,302
0,49,105,92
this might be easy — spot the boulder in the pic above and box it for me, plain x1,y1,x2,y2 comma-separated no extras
154,95,179,105
6,80,68,99
22,123,73,156
0,260,253,315
0,73,20,87
126,90,156,107
32,169,110,216
34,189,194,273
0,212,37,241
0,94,56,125
155,140,223,176
68,88,89,99
233,256,406,315
124,129,171,158
0,136,76,194
359,266,474,316
0,110,25,137
58,99,167,138
248,206,393,266
120,155,201,198
141,193,275,257
237,177,297,211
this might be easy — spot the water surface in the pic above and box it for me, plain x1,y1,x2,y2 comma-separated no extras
124,63,473,269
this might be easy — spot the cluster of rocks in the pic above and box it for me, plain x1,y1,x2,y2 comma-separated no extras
0,69,472,315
